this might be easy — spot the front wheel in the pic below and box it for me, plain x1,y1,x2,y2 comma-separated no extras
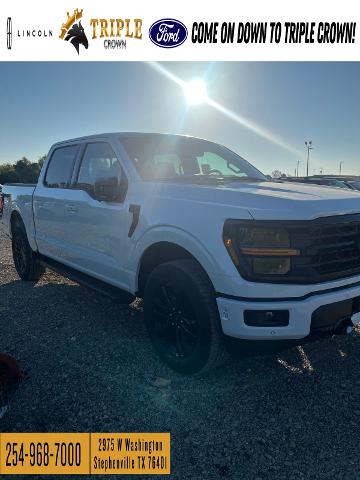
12,226,44,281
144,260,228,376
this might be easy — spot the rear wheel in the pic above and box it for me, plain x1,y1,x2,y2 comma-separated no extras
144,260,228,376
12,225,44,281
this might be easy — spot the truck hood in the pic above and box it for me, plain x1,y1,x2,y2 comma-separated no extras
154,180,360,220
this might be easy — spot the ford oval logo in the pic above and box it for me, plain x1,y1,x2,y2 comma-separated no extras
149,18,188,48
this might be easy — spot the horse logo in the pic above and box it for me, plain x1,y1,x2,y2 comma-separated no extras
59,9,89,55
65,21,88,54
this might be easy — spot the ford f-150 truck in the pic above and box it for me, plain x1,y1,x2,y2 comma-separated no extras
2,132,360,375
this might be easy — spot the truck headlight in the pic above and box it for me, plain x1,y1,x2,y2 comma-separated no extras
223,222,300,278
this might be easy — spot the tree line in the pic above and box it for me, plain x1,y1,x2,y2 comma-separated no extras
0,155,46,185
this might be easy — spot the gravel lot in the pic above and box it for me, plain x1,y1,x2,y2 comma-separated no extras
1,229,360,479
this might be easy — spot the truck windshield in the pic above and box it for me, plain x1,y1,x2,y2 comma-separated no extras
120,135,266,183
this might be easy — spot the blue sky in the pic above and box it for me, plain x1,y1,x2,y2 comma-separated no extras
0,62,359,176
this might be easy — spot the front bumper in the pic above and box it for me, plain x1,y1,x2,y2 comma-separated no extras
217,282,360,340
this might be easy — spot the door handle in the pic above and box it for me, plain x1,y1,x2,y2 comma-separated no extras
65,204,78,214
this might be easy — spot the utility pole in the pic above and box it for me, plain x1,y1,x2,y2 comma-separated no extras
339,161,344,175
305,140,313,177
296,160,302,177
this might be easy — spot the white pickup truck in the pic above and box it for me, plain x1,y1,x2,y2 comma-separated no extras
2,132,360,375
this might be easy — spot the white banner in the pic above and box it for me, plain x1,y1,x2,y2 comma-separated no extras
1,0,359,61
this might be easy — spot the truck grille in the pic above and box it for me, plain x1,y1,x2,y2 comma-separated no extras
290,214,360,282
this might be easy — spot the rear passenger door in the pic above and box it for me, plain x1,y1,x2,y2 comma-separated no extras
34,144,79,259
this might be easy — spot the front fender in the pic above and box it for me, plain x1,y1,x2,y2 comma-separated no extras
131,225,235,293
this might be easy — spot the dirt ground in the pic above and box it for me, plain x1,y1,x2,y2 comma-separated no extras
1,229,360,479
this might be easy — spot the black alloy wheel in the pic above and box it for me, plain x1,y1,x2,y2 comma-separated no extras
12,231,27,277
11,225,44,281
144,259,228,375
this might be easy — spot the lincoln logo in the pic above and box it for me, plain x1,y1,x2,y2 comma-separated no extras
7,17,12,50
149,18,187,48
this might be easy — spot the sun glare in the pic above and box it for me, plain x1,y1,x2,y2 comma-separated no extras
183,78,208,106
147,62,301,157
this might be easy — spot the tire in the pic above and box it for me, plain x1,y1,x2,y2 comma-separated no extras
12,225,44,281
144,259,228,376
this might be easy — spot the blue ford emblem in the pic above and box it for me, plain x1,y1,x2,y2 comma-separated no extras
149,18,187,48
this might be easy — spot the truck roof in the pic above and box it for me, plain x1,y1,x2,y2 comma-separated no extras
51,132,209,147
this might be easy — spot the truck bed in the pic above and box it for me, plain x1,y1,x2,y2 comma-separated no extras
0,183,37,243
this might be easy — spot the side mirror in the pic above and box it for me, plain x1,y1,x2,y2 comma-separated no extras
94,176,121,202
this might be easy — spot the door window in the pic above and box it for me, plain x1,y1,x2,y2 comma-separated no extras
44,145,78,188
76,142,122,195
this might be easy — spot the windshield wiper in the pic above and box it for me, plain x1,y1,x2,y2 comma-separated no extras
156,175,225,185
155,175,266,185
219,176,266,182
